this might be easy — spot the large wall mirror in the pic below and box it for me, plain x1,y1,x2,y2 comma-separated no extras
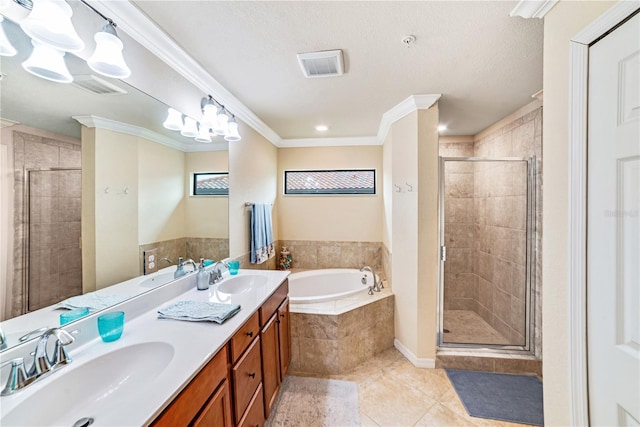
0,17,229,351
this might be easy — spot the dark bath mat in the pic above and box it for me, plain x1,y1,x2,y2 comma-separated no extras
446,369,544,426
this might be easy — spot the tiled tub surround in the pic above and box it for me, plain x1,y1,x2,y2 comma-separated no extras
138,237,229,274
11,130,82,317
439,104,542,356
289,290,394,375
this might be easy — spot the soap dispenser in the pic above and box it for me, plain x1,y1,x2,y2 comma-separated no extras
196,258,209,291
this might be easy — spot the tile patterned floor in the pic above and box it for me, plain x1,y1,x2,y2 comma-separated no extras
290,347,535,427
443,310,510,346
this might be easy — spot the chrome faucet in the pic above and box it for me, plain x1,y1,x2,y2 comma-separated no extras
360,266,381,292
159,257,173,265
1,328,74,396
210,261,228,284
174,257,197,279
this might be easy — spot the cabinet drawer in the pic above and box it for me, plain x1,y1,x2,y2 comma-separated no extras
259,279,288,326
231,311,260,362
238,384,265,427
192,379,233,427
232,336,263,422
152,345,229,427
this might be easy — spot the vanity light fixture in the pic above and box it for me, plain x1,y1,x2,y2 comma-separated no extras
87,20,131,78
194,123,212,143
163,108,184,131
315,125,328,132
22,39,72,83
199,96,218,128
212,106,229,136
180,117,198,138
0,17,18,56
438,124,447,132
224,116,241,142
20,0,84,52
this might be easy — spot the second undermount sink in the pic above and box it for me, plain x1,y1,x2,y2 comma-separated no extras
217,274,268,294
1,342,175,427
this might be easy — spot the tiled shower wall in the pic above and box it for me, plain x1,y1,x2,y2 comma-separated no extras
439,106,542,355
12,130,82,316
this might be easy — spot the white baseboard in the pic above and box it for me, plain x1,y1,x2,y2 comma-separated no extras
394,339,436,368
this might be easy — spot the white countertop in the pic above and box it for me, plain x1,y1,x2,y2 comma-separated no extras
0,269,289,427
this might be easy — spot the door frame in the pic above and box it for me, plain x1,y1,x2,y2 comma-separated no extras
568,2,639,425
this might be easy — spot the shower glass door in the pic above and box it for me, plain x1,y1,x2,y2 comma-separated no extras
438,157,534,350
27,169,82,312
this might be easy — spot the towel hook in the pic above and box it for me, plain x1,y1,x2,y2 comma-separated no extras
394,184,402,193
406,182,413,192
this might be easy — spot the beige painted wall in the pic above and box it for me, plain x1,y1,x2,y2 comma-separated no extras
91,128,139,289
416,106,440,358
382,131,393,252
138,138,185,245
229,123,278,258
277,146,383,242
542,1,616,425
185,150,229,239
387,105,440,360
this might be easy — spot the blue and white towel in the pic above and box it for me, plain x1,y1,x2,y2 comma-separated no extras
58,293,129,311
157,301,241,324
251,203,275,264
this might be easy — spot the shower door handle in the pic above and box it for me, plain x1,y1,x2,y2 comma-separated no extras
441,246,447,262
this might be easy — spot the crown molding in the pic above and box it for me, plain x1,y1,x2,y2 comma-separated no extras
72,115,228,152
88,0,282,147
278,136,378,148
376,94,441,145
509,0,558,19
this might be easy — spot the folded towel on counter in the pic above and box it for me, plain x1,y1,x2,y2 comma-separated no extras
58,293,129,311
251,203,275,264
157,301,241,324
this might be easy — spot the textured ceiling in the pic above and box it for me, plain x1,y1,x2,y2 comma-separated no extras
133,0,543,139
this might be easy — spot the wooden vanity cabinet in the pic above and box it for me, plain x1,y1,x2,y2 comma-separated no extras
152,278,290,427
152,344,231,427
259,280,290,419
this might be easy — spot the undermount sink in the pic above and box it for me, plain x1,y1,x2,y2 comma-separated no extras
217,274,268,294
1,342,175,427
139,271,175,288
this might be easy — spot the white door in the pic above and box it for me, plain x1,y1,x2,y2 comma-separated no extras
587,12,640,426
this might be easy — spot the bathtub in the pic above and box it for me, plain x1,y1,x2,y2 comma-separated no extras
288,268,374,304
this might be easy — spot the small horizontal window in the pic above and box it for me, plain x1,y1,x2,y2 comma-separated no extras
193,172,229,196
284,170,375,195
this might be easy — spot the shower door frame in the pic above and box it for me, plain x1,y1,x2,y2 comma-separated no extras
22,167,82,314
437,156,536,352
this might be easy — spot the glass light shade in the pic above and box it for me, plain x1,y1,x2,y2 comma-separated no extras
224,120,241,142
212,107,229,136
163,108,183,131
194,124,212,143
199,103,217,127
20,0,85,52
180,117,198,138
87,23,131,78
0,17,17,57
22,39,72,83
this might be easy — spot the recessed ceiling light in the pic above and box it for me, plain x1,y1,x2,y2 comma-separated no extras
438,124,447,132
315,125,328,132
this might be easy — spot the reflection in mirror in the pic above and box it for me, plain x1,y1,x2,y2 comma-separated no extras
0,18,229,351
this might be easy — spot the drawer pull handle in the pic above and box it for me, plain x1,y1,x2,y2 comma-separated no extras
280,314,285,318
248,372,256,378
246,331,253,337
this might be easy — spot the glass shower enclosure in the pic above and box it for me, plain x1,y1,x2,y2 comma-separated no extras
438,157,536,350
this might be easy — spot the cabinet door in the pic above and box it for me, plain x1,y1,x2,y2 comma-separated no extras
192,379,233,427
260,314,281,418
277,298,291,381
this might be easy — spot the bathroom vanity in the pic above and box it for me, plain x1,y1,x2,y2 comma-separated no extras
0,269,290,427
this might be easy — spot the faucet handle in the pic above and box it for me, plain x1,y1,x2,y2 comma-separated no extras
51,329,74,366
1,357,28,396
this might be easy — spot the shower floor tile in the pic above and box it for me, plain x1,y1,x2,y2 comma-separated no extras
443,310,510,345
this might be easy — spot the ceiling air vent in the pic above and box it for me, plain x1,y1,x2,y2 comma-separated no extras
71,75,128,95
297,50,344,78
